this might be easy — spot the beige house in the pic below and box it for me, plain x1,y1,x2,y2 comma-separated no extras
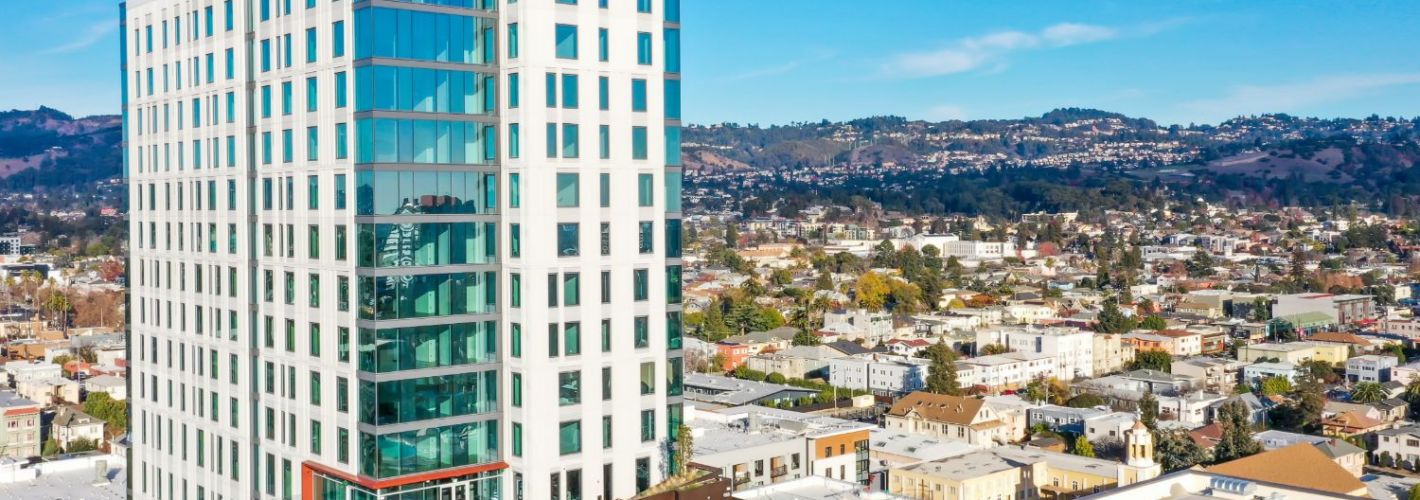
884,392,1011,448
888,424,1160,499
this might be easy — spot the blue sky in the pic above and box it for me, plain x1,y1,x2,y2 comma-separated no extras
4,1,1420,126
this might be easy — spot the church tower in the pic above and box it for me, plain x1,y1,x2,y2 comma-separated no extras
1123,420,1162,483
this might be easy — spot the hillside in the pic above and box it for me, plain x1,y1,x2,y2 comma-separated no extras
0,107,123,191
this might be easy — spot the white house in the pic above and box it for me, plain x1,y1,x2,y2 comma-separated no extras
974,326,1094,381
51,406,105,448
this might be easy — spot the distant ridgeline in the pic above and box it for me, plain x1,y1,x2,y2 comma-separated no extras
681,109,1420,218
0,107,122,191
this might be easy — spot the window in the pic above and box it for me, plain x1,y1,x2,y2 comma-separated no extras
637,32,652,65
559,371,581,405
639,222,653,253
547,123,558,158
601,320,612,352
598,77,609,110
600,223,611,256
598,28,609,62
545,72,558,108
508,73,520,108
640,408,656,441
634,316,649,348
334,72,347,108
632,127,648,159
665,80,681,119
562,124,580,158
307,127,319,161
555,173,579,207
507,23,519,59
307,77,319,112
638,174,654,206
306,27,317,63
595,174,610,208
561,74,579,108
631,79,647,112
511,324,522,358
558,223,579,256
508,123,521,159
666,28,681,72
548,323,560,357
335,123,348,159
332,21,345,57
637,0,652,13
563,274,581,307
634,270,649,301
510,224,520,258
555,24,578,59
600,125,610,159
512,423,523,456
560,421,582,455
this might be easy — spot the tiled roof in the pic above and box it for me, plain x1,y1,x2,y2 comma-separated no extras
1205,443,1367,496
887,392,985,426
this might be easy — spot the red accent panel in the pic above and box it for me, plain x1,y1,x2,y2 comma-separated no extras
301,460,509,492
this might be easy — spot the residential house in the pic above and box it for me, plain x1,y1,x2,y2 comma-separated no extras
0,391,39,458
884,392,1011,449
689,406,873,490
827,354,930,396
84,375,127,401
1322,411,1389,437
974,326,1094,381
1027,405,1107,435
1172,357,1243,391
955,351,1058,393
51,406,105,448
683,374,820,408
1091,333,1135,376
1375,426,1420,467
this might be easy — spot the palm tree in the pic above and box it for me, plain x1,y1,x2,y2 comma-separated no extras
1351,381,1386,404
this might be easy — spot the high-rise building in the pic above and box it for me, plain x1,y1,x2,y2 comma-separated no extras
121,0,683,498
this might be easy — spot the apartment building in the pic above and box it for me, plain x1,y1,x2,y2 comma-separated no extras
974,326,1093,380
688,406,872,490
121,1,683,499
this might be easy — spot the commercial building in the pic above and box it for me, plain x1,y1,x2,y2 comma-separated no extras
688,406,872,491
121,1,684,498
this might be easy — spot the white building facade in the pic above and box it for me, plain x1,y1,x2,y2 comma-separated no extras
122,1,683,499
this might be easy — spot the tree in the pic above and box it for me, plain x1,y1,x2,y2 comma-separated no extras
764,372,787,384
1251,296,1272,321
854,272,891,311
41,438,61,457
83,392,128,437
1389,343,1408,364
1138,315,1168,331
1186,250,1216,278
1212,399,1262,463
1067,393,1106,408
65,438,99,453
1072,435,1096,458
1351,381,1386,403
724,220,739,248
1133,351,1172,372
979,343,1010,355
673,425,694,477
1153,429,1208,471
1301,359,1339,384
1094,299,1137,334
1409,483,1420,500
1025,377,1070,406
1260,376,1293,396
924,342,962,396
791,329,820,347
1139,392,1159,431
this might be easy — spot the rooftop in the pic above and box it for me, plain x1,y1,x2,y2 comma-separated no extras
1205,443,1368,496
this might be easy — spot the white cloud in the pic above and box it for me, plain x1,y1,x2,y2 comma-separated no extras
1182,73,1420,121
883,22,1120,78
43,21,116,54
716,50,838,83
